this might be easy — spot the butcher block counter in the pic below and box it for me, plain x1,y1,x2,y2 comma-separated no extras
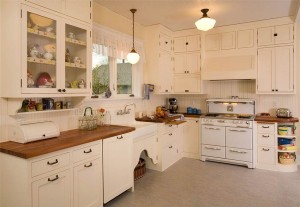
0,125,135,159
255,116,299,123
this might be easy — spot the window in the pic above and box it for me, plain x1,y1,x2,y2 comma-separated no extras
92,51,110,95
117,59,132,94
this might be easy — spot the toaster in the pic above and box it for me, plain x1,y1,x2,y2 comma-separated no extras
276,108,292,118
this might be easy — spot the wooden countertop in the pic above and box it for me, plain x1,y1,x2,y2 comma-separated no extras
0,125,135,159
255,116,299,123
180,113,201,118
135,115,182,123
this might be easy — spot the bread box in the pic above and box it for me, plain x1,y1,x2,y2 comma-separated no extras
8,121,60,143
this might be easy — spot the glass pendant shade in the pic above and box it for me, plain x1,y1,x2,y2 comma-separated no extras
127,9,140,64
127,48,140,64
195,8,216,31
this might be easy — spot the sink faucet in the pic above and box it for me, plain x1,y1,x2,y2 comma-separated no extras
117,103,136,115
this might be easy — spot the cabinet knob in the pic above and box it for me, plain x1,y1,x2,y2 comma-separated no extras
165,90,168,92
62,89,66,92
185,90,189,92
187,71,189,73
272,89,275,91
117,135,123,139
186,42,188,45
169,146,173,148
275,89,278,91
169,133,172,136
165,41,168,44
274,33,278,37
196,120,199,123
58,89,62,92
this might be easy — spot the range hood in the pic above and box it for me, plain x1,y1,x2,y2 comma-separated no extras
201,55,256,80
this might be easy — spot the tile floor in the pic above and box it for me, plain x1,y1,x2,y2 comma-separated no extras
105,158,300,207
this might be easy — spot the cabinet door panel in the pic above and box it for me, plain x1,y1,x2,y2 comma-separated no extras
237,29,254,48
65,0,91,23
103,135,133,203
162,142,178,170
174,36,186,53
221,32,236,50
159,51,173,93
186,35,200,51
275,24,293,45
275,46,293,92
159,33,172,52
174,54,186,74
73,158,102,207
205,34,220,51
186,53,200,74
173,76,200,93
183,119,199,154
32,170,71,207
25,0,63,12
258,27,274,46
257,48,274,92
257,147,276,165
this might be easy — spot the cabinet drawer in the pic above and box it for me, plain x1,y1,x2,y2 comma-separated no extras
32,152,70,177
257,133,275,146
202,145,225,158
226,147,252,162
159,123,178,133
162,131,177,148
257,147,276,165
257,123,275,133
73,143,102,163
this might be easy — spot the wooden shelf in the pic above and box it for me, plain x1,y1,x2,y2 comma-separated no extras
278,149,297,153
27,57,56,65
277,135,296,139
16,108,76,115
65,37,86,46
27,28,56,39
65,62,86,69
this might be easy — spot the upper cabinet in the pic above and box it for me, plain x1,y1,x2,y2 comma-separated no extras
1,1,92,97
221,32,236,50
257,24,293,46
174,35,201,53
237,29,254,48
159,33,173,53
24,0,92,23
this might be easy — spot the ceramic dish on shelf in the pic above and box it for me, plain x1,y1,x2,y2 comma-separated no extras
29,13,53,27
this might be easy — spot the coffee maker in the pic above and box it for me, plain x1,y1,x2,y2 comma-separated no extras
168,98,178,114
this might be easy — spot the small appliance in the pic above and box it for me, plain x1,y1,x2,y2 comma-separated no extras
276,108,292,118
168,98,178,114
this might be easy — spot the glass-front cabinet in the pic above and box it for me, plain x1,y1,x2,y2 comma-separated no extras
22,6,91,95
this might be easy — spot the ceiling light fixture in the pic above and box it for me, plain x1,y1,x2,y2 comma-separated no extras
127,8,140,64
195,8,216,31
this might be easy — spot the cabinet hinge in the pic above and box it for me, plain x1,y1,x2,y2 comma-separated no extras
90,31,91,38
90,13,91,20
90,1,92,7
21,79,22,87
156,155,158,160
21,9,22,18
90,82,91,89
156,137,158,142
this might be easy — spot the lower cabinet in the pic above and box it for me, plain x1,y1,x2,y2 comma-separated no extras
32,170,71,207
103,134,133,203
182,117,201,159
73,158,102,207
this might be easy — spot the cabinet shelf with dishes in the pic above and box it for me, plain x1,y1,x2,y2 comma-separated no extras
65,38,86,46
65,62,86,69
27,28,56,39
27,57,56,65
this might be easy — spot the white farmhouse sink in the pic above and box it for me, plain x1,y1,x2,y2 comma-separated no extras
126,121,157,139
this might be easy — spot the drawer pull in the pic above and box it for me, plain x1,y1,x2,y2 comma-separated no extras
169,125,173,127
262,135,270,138
217,120,225,123
48,175,59,182
84,149,92,153
84,162,93,168
117,135,123,139
262,126,270,128
47,159,58,165
262,148,270,151
205,146,221,150
229,129,247,132
205,127,220,130
229,149,247,154
169,146,173,149
169,133,172,136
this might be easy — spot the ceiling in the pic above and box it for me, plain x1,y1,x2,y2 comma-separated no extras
94,0,300,31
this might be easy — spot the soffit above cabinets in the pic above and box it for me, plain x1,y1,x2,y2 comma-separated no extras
94,0,300,31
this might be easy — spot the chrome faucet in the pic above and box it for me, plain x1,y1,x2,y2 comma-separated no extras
117,103,136,115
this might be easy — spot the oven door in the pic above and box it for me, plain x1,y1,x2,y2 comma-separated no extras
202,125,225,146
226,127,252,149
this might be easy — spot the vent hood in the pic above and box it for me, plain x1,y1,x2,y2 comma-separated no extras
201,55,256,80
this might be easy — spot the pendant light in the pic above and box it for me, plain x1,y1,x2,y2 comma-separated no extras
127,9,140,64
195,8,216,31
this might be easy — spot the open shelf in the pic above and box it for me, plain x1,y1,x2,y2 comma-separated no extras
277,135,296,139
16,108,76,115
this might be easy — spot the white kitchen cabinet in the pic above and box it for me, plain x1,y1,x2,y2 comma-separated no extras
103,134,133,203
73,158,102,207
182,118,200,159
0,140,103,207
257,46,294,94
258,24,293,46
221,31,236,50
205,34,220,51
32,170,71,207
24,0,92,23
173,75,200,93
174,35,200,53
161,131,179,170
1,1,92,97
237,29,254,48
145,25,174,94
174,53,200,74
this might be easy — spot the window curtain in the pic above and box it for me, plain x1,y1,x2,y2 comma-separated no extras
93,23,145,63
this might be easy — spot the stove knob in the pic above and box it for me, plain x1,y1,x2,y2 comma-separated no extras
246,121,250,124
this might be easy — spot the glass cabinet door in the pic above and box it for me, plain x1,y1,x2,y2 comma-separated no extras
64,21,90,93
23,7,59,93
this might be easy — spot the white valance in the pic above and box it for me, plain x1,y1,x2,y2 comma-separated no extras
93,23,145,62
